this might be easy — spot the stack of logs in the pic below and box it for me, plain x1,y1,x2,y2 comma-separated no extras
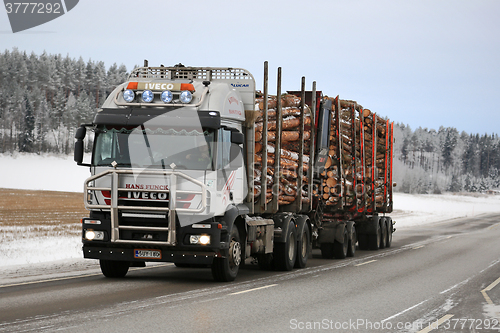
363,110,389,208
253,94,311,206
316,98,389,210
316,98,358,207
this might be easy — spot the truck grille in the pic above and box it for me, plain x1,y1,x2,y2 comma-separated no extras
84,168,207,246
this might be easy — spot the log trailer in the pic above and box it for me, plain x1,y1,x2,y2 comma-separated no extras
74,61,395,282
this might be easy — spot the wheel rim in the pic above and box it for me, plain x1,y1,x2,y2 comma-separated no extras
229,239,241,268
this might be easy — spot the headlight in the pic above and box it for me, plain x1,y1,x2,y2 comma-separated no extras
123,89,135,102
84,230,105,241
180,90,193,103
190,235,210,245
160,90,173,103
142,90,154,103
199,235,210,245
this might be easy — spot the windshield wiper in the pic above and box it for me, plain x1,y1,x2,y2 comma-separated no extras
141,124,155,165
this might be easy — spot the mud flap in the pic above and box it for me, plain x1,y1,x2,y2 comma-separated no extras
272,213,295,243
317,221,346,244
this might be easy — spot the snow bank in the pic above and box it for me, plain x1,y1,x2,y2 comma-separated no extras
392,193,500,228
0,153,90,192
0,236,82,267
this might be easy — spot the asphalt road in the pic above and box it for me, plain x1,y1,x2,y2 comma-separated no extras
2,214,500,333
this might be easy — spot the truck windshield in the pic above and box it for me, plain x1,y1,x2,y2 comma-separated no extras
93,126,216,170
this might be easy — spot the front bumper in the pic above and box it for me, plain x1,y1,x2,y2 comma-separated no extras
83,244,217,265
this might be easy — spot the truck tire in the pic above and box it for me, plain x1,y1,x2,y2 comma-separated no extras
294,222,310,268
347,227,356,257
99,260,130,278
379,219,387,249
211,227,241,282
274,221,296,271
333,228,348,259
368,218,381,250
386,218,393,248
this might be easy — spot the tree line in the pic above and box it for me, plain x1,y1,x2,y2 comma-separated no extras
393,124,500,193
0,48,128,154
0,48,498,193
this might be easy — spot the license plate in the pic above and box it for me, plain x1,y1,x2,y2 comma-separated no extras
134,249,162,259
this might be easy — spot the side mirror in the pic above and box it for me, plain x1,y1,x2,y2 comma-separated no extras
75,125,86,140
74,125,90,166
74,140,84,164
231,131,244,145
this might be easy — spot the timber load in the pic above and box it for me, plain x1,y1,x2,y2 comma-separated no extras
253,94,311,206
316,97,393,216
248,78,393,219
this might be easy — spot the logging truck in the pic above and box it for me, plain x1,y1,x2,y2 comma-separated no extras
74,61,395,281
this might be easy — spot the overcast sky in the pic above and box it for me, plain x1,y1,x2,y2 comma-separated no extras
1,0,499,134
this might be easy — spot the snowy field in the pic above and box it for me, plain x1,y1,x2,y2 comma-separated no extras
0,153,90,192
1,153,500,269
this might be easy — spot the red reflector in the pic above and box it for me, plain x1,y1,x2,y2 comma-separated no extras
217,223,222,229
127,82,138,90
180,83,195,91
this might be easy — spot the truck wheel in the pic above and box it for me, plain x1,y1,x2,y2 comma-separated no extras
386,218,393,248
99,260,130,278
368,220,381,250
320,243,335,259
379,219,387,249
347,227,356,257
212,227,241,282
294,223,310,268
274,221,296,271
333,229,348,259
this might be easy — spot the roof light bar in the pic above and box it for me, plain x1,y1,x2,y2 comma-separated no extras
123,89,135,103
141,90,154,103
180,91,193,103
161,90,173,103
